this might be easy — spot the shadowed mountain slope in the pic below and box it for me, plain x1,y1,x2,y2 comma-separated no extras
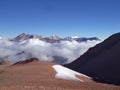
66,32,120,85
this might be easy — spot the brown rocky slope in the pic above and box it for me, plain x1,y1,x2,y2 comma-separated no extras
0,58,120,90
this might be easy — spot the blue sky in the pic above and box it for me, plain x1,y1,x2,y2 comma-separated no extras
0,0,120,39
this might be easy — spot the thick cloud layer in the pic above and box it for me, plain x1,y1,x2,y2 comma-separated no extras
0,39,100,64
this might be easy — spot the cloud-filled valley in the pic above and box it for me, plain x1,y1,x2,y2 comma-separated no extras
0,38,100,64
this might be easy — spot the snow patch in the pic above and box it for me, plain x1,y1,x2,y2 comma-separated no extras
71,36,79,39
52,65,90,82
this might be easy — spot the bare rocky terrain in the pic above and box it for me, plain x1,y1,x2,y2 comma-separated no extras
0,58,119,90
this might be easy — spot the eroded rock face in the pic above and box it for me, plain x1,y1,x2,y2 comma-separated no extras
66,32,120,85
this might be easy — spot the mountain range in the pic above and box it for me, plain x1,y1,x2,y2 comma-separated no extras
0,33,101,65
10,33,100,43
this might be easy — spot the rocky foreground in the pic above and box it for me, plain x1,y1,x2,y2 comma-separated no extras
0,58,119,90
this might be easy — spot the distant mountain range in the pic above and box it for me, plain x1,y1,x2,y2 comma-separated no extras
0,33,101,65
65,32,120,85
10,33,100,43
64,36,100,42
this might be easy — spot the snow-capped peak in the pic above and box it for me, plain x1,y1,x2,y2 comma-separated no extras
64,36,79,41
71,36,79,39
50,35,61,40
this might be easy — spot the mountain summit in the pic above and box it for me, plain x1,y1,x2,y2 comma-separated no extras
12,33,43,42
65,32,120,85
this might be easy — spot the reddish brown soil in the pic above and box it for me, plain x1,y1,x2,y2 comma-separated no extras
0,60,119,90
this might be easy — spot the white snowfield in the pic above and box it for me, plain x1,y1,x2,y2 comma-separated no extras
52,65,90,82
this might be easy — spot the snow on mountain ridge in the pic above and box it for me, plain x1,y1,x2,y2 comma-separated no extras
71,36,79,39
50,35,61,40
52,65,90,81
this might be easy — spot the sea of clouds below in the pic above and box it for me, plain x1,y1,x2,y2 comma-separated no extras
0,39,101,64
